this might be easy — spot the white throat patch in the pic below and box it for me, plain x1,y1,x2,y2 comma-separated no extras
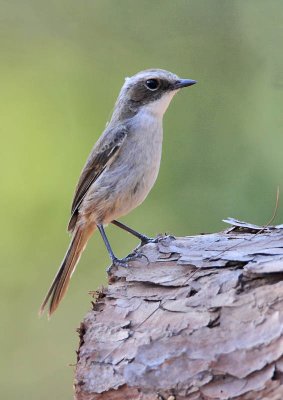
143,91,177,117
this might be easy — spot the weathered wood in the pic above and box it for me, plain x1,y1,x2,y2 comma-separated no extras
75,220,283,400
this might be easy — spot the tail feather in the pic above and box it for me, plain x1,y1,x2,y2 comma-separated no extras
39,225,94,317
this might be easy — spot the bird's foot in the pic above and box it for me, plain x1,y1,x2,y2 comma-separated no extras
111,252,149,268
111,257,130,268
140,235,158,246
107,252,149,274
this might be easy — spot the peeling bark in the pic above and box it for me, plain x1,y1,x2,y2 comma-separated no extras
75,220,283,400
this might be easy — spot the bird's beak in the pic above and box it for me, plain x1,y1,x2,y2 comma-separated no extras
174,79,197,89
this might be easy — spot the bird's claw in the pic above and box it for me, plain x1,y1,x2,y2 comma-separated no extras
140,236,158,246
127,251,150,264
111,251,149,268
112,257,130,268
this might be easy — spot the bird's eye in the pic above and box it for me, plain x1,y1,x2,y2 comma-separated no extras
145,79,160,91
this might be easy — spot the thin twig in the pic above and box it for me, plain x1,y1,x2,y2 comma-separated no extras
249,186,280,238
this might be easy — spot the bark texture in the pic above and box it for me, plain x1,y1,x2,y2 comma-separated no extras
75,219,283,400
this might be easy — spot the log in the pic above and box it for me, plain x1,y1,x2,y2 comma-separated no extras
74,219,283,400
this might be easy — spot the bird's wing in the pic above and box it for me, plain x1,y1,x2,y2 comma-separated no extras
67,126,128,231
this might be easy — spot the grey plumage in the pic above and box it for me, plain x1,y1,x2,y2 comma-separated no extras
40,69,196,316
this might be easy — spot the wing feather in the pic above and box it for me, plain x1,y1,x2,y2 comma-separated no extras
68,126,128,231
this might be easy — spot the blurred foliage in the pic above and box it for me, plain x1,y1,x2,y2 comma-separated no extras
1,1,283,398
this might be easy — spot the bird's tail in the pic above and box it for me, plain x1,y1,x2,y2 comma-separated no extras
39,225,95,317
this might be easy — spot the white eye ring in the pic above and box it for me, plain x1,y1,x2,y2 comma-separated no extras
145,79,160,91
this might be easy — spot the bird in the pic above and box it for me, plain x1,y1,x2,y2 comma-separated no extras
39,69,196,316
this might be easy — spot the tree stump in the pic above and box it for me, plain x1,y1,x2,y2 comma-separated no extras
74,219,283,400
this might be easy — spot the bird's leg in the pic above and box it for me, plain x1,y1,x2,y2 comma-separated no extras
97,224,143,267
111,220,157,245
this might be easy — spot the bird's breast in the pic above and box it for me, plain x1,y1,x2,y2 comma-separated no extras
127,110,163,194
106,111,163,218
83,111,164,223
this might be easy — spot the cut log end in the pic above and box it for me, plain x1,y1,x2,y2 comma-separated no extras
75,222,283,400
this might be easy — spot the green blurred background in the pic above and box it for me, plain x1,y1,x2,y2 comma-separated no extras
1,0,283,398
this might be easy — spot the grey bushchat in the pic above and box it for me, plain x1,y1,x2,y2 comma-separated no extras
40,69,196,316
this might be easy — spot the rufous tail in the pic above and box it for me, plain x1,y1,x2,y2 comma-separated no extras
39,225,95,317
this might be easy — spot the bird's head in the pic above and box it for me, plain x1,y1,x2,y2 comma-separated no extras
112,69,197,121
